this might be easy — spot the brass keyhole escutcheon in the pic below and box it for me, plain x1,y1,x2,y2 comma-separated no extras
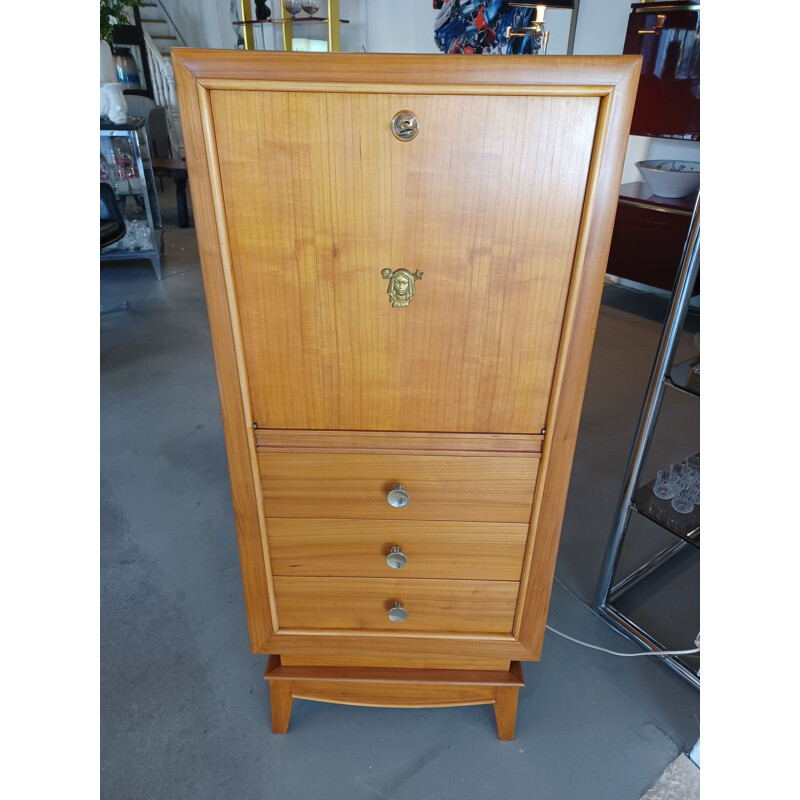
391,110,419,141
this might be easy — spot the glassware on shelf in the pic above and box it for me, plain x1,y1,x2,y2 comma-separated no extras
653,467,680,500
301,1,320,14
671,483,695,514
652,455,699,514
283,0,302,17
684,454,700,483
124,195,145,223
685,455,700,505
133,221,153,250
672,462,691,485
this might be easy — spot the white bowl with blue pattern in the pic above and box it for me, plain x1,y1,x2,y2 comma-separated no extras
635,160,700,199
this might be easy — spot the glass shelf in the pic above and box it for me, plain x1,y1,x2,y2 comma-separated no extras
666,356,700,397
633,470,700,547
101,228,164,258
111,188,146,198
233,17,349,26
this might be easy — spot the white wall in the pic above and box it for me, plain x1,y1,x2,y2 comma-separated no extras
572,0,632,56
215,1,242,49
362,0,437,54
155,0,231,49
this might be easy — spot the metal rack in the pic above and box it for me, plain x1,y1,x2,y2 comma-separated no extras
101,118,163,280
593,196,700,688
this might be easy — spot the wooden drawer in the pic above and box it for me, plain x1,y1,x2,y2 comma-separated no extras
267,519,528,581
274,577,519,634
259,452,538,523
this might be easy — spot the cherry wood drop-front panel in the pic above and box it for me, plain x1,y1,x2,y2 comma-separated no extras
210,89,600,433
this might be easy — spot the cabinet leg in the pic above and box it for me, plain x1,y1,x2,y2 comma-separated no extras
269,680,294,734
493,685,520,741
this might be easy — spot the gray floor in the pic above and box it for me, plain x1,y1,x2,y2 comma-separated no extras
101,189,700,799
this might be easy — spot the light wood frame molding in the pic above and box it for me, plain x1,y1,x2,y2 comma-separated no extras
172,50,641,660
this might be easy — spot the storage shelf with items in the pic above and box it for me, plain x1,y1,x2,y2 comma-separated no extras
234,1,348,52
594,199,700,688
632,454,700,546
100,117,163,280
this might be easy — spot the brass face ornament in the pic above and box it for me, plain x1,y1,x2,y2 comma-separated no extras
381,268,423,307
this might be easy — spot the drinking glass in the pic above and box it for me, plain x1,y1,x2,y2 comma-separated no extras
673,462,695,489
653,468,679,500
671,483,695,514
283,0,302,17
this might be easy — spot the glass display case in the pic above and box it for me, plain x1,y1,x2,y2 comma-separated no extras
100,118,163,279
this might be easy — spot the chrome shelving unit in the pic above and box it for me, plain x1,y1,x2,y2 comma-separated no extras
101,118,163,280
593,196,700,688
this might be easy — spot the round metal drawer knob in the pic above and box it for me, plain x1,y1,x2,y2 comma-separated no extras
387,484,409,508
386,546,407,569
388,601,408,623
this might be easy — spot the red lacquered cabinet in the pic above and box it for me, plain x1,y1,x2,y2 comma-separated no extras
623,1,700,141
606,183,698,293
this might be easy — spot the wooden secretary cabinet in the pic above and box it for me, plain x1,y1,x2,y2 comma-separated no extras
173,50,640,739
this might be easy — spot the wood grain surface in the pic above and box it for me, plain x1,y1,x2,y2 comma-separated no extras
264,659,524,686
210,88,599,433
255,429,543,456
278,653,511,670
289,681,496,709
173,55,278,649
267,518,528,580
274,576,519,634
259,451,538,523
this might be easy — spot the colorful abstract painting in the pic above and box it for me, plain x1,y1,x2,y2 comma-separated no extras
433,1,545,55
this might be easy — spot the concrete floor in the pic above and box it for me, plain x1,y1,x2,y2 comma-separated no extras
101,189,700,799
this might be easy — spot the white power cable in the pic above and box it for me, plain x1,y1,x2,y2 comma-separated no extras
546,624,700,657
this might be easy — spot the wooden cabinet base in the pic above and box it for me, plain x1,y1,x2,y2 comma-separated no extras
264,656,524,740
